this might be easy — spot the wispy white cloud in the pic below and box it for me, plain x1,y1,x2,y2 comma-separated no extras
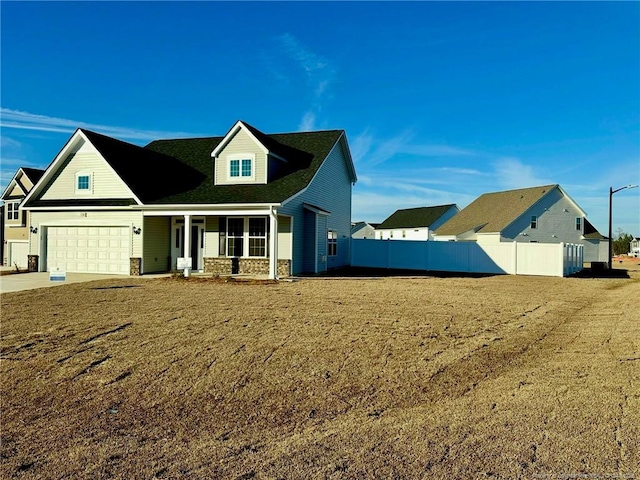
351,128,482,168
352,129,416,166
279,33,330,76
492,157,551,190
298,112,316,132
277,34,336,131
0,108,206,141
1,136,22,150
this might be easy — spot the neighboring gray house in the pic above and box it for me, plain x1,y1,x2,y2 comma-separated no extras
21,121,357,278
376,204,459,240
433,184,607,262
351,221,379,239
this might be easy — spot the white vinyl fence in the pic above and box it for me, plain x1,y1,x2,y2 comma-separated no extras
351,239,583,277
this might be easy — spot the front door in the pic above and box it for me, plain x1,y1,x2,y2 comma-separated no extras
172,218,205,271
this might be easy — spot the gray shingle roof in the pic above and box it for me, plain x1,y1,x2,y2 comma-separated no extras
22,167,45,184
378,204,457,229
144,127,345,204
27,125,347,207
435,184,559,236
583,218,606,240
81,129,207,203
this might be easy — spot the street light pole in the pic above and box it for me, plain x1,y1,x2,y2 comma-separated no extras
608,184,639,269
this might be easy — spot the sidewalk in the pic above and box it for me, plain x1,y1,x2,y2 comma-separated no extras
0,271,131,293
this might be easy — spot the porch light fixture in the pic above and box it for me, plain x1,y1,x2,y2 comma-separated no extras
133,226,142,235
30,226,38,234
608,184,639,269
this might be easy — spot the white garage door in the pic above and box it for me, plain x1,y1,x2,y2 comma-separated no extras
46,226,130,274
7,241,29,269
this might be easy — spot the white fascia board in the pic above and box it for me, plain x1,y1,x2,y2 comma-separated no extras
22,129,84,206
140,203,281,217
556,185,588,217
501,185,587,233
75,130,144,206
280,136,344,207
338,132,358,183
21,129,144,207
211,121,269,158
24,205,135,211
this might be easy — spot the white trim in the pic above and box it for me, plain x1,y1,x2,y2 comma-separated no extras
269,208,278,279
226,153,256,182
74,171,93,195
211,121,269,158
21,129,143,208
1,167,30,200
24,206,135,211
36,221,132,273
281,133,356,207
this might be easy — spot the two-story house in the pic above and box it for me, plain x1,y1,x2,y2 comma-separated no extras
1,167,45,268
433,184,607,263
21,121,357,278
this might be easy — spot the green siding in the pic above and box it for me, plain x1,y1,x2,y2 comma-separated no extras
143,217,170,273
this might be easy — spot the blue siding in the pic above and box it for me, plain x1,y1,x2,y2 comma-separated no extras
280,136,354,274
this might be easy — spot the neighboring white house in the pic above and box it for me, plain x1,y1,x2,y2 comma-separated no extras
433,184,607,263
630,237,640,257
376,204,459,241
21,121,357,278
351,221,379,239
1,167,45,268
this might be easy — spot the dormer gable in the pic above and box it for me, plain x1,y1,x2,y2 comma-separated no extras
211,121,288,186
1,167,45,201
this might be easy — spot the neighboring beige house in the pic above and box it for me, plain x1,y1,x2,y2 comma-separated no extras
375,204,459,240
433,184,607,263
351,221,379,239
21,121,357,278
1,167,45,268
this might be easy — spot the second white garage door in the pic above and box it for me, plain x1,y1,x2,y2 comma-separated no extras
46,226,130,274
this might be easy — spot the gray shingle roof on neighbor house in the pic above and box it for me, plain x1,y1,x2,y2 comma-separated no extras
378,205,457,230
583,218,607,240
22,167,46,184
435,184,559,236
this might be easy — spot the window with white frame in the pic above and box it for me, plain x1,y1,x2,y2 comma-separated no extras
75,172,92,193
530,215,538,229
328,230,337,256
575,217,582,231
227,154,255,181
227,218,244,257
6,201,20,221
248,218,267,257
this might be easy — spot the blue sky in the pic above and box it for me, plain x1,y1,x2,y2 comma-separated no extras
2,1,639,236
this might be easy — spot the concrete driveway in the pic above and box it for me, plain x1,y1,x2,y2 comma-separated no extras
0,272,131,293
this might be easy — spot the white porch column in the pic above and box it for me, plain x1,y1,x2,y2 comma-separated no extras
184,214,191,277
269,209,278,279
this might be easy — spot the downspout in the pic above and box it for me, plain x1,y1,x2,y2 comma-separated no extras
269,206,278,280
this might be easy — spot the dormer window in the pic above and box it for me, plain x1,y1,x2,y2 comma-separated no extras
75,172,93,194
227,154,255,182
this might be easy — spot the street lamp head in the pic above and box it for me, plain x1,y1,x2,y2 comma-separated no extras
611,184,639,195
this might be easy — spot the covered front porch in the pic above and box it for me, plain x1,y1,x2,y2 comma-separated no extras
141,206,291,280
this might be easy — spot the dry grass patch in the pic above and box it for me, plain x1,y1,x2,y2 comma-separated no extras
1,273,639,479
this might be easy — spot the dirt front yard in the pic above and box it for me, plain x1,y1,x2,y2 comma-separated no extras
1,271,639,479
